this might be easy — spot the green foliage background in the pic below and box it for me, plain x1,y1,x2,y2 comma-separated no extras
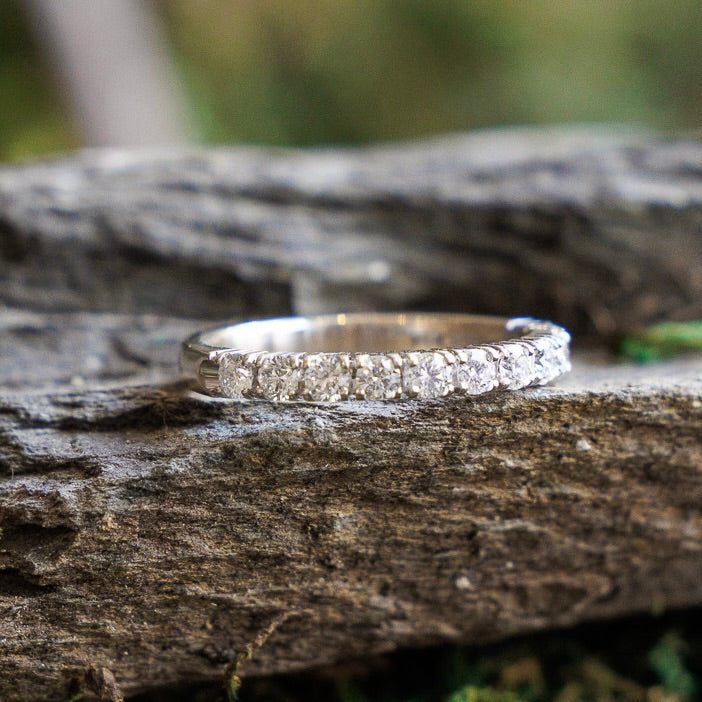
0,2,78,160
3,0,702,161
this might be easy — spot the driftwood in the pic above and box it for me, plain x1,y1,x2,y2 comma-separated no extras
1,127,702,337
1,128,702,701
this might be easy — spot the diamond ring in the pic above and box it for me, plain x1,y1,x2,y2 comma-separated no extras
180,313,571,402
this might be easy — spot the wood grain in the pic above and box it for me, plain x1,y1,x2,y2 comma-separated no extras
1,312,701,700
1,128,702,700
1,127,702,339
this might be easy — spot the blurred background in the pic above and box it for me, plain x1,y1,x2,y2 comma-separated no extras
3,0,702,162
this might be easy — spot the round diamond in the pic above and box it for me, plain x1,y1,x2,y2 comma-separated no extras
402,351,453,399
498,344,536,389
351,354,402,400
532,344,553,385
300,354,351,402
532,336,570,384
532,338,556,384
453,348,497,394
257,355,302,401
219,353,255,398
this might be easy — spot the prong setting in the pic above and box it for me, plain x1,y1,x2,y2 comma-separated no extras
206,316,571,402
351,353,402,400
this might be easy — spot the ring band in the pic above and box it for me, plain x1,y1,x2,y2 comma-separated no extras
180,313,571,402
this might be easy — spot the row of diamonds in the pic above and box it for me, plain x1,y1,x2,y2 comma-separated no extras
216,325,570,402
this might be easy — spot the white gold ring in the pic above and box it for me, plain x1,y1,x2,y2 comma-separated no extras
180,313,571,402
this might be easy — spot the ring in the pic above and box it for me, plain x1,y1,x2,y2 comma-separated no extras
180,313,571,402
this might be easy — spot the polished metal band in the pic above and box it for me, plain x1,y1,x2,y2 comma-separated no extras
180,313,571,402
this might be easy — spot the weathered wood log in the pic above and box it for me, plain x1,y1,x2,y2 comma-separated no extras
1,127,702,339
2,128,702,700
1,311,702,701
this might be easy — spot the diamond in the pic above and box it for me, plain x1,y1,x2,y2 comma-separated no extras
453,348,497,394
402,351,453,399
256,354,302,400
531,338,556,384
351,354,402,400
531,343,553,385
532,336,570,385
300,353,351,402
497,343,535,389
219,352,255,398
552,343,571,376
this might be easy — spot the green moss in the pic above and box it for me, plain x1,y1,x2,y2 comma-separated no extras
224,651,247,702
648,633,696,699
619,321,702,363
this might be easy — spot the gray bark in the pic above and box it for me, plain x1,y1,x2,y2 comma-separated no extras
1,128,702,700
1,127,702,339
